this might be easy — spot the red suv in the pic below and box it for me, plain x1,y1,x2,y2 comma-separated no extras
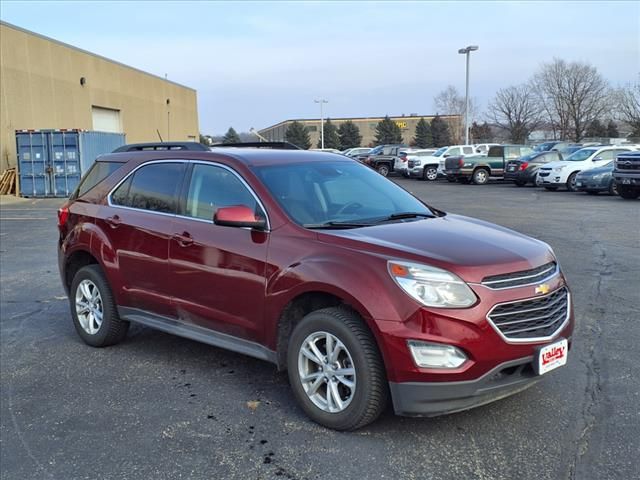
58,144,574,430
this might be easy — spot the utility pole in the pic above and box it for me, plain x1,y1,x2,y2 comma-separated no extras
458,46,479,145
314,99,328,148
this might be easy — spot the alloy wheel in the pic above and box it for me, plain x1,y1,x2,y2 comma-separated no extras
297,331,356,413
75,279,104,335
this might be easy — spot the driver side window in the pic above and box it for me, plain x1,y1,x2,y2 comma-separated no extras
184,164,261,221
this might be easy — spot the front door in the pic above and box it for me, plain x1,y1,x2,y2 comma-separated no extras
169,163,270,342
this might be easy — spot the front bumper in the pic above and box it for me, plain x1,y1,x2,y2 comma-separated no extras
613,174,640,186
575,176,610,191
389,356,545,416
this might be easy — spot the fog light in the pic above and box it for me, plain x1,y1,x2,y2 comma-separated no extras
407,340,468,369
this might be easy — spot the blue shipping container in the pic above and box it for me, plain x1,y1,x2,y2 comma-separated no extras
16,130,125,197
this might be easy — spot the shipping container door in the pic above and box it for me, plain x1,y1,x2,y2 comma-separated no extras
16,132,49,197
48,131,81,197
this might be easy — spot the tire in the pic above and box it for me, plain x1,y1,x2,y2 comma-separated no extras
608,180,618,196
70,265,129,347
617,185,640,199
472,168,490,185
544,186,558,191
376,164,390,177
566,172,579,192
422,166,438,181
446,176,457,183
287,307,388,431
514,180,526,187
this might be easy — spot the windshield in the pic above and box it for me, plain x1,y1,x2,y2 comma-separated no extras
253,160,434,227
368,146,383,155
565,148,597,161
432,147,447,157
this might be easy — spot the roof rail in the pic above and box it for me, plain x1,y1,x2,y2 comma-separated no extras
112,142,209,152
211,142,302,150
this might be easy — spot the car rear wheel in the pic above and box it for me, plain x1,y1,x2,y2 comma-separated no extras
566,172,579,192
70,265,129,347
287,307,388,431
376,164,390,177
446,176,457,183
472,168,490,185
422,166,438,181
609,180,618,196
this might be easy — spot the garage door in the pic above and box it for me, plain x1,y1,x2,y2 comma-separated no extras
92,106,121,133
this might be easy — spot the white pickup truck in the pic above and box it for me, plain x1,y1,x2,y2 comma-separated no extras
407,145,476,181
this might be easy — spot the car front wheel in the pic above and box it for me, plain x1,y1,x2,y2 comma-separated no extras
423,166,438,181
287,307,388,431
566,172,579,192
70,265,129,347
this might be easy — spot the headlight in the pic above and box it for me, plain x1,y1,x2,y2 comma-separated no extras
414,160,422,166
591,173,605,180
388,261,477,308
407,340,468,368
553,166,566,172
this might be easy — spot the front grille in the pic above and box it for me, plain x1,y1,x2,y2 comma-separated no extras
488,287,569,341
539,170,551,177
408,160,417,168
482,262,557,289
616,161,640,171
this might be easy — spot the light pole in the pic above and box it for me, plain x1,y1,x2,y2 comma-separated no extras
458,45,478,145
314,99,328,148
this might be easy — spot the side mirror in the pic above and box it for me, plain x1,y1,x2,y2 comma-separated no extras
214,205,267,230
443,153,450,158
593,156,603,161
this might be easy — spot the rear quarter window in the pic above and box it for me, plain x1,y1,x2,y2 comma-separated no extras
487,146,503,157
74,161,124,198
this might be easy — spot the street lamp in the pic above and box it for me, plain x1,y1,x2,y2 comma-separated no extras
458,45,479,145
314,99,328,148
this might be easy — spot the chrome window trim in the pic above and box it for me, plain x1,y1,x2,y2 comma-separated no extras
485,287,570,345
106,159,271,231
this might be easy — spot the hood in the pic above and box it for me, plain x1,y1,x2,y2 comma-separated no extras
317,214,553,283
541,160,571,169
577,164,613,177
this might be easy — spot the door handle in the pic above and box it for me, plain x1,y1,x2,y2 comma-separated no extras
105,215,122,228
172,232,194,247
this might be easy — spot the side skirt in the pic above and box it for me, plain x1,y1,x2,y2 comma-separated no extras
119,307,277,364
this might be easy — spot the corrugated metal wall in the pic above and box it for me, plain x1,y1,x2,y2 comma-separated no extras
79,131,126,173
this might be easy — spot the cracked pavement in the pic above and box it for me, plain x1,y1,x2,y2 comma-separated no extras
1,182,639,480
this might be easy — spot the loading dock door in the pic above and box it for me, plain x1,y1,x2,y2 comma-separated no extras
92,106,121,133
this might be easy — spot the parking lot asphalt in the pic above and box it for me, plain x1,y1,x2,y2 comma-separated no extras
1,181,639,480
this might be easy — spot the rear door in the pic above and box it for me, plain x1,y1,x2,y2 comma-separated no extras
168,162,270,342
97,161,187,315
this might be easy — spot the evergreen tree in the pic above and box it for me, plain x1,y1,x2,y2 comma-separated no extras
317,119,341,149
222,127,241,144
413,118,433,148
431,115,452,147
585,119,607,138
285,121,311,149
606,120,619,138
338,120,362,149
375,116,403,144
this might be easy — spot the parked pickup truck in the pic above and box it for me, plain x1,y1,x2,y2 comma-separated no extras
613,150,640,199
444,145,534,184
361,144,407,177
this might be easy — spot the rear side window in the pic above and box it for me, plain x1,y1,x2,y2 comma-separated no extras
111,162,185,214
462,146,474,154
487,146,503,157
75,161,123,197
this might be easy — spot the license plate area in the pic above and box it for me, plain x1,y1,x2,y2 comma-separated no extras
535,338,568,375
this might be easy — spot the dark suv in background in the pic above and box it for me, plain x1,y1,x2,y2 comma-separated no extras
58,142,574,430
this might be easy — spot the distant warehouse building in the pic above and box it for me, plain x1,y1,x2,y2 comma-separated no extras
259,114,462,148
0,21,199,178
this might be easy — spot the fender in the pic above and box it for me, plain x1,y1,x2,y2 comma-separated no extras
84,222,129,305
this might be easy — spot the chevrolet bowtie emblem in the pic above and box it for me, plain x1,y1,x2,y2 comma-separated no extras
535,284,550,295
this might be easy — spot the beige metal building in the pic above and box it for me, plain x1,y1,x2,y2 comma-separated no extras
0,21,199,172
259,114,462,148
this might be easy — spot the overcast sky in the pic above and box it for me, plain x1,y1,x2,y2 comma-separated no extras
2,1,638,135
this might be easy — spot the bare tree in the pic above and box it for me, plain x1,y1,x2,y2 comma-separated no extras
532,58,611,142
615,80,640,137
487,84,542,144
433,85,477,143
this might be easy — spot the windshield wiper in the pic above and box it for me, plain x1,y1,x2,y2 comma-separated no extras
303,221,374,229
370,212,436,224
